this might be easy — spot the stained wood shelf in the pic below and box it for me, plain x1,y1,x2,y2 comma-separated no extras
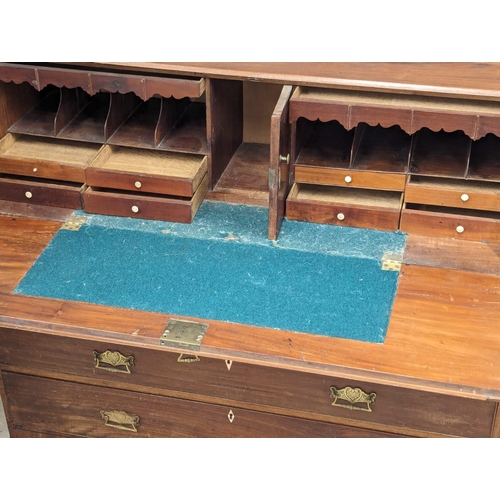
208,143,270,206
9,88,60,137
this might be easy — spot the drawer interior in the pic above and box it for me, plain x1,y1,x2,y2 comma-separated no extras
0,134,101,184
289,183,404,209
87,145,208,196
0,134,101,167
404,202,500,220
407,175,500,194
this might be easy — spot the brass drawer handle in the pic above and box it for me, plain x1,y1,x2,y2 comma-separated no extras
93,350,135,374
100,410,140,432
330,385,376,412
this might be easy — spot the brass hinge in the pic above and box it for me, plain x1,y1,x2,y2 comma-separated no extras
268,168,278,189
160,319,208,351
381,252,403,272
61,214,87,231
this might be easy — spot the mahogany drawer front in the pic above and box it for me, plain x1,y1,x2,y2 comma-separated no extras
2,372,398,438
405,176,500,212
401,205,500,243
286,183,402,231
295,165,406,191
0,174,84,209
0,134,101,183
0,328,494,437
86,145,208,198
83,173,207,223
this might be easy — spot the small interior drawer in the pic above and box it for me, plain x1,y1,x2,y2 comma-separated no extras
83,173,208,223
0,174,85,209
401,203,500,243
294,165,406,191
405,175,500,212
0,134,101,183
86,145,208,197
286,183,403,231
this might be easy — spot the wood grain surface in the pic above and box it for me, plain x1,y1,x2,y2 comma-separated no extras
1,214,500,402
79,63,500,101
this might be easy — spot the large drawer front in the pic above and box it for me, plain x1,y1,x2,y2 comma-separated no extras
0,328,494,437
2,372,397,438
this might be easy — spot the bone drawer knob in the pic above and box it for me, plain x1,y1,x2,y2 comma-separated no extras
25,191,33,199
344,176,352,184
33,168,38,172
461,194,469,202
135,181,142,189
456,225,465,233
337,213,345,221
131,206,139,213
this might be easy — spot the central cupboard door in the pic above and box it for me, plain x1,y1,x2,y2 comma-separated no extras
268,85,293,240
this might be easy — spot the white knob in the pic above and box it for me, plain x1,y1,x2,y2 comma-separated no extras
131,206,139,213
135,181,142,189
337,213,345,221
33,168,38,172
25,191,32,199
344,176,352,184
456,225,464,233
461,193,469,202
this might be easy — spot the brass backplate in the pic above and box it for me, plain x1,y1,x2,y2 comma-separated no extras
160,319,208,351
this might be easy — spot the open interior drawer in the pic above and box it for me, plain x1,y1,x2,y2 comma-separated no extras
0,133,101,183
86,145,208,198
286,183,403,231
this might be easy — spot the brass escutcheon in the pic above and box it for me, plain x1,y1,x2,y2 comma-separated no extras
100,409,140,432
93,350,135,374
330,385,376,412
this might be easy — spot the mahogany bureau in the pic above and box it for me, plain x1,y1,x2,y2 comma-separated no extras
1,62,500,438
